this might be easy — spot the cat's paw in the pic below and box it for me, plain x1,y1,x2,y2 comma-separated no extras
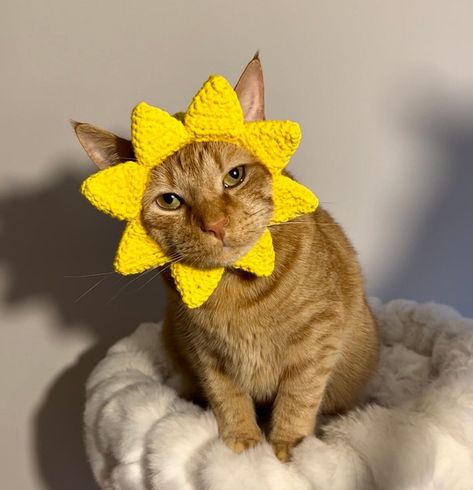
270,440,295,463
222,433,262,454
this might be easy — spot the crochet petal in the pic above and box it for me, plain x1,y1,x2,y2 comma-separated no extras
132,102,191,167
271,174,319,223
241,120,301,175
114,219,169,275
170,263,224,308
234,229,275,276
81,162,149,220
185,76,244,139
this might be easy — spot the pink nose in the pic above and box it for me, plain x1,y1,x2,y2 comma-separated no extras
201,217,228,241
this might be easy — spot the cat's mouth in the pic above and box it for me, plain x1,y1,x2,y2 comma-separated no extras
199,231,261,268
203,242,244,267
152,224,268,269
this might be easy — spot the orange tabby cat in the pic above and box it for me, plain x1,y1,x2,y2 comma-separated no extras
74,55,379,462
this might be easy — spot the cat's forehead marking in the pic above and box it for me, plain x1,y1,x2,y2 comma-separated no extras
152,142,253,187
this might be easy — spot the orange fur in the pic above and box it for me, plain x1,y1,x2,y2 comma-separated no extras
142,142,379,462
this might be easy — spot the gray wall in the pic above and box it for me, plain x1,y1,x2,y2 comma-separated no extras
1,1,472,488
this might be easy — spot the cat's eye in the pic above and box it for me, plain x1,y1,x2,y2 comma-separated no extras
156,193,183,210
223,165,245,188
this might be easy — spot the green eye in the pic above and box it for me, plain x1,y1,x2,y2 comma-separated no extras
156,193,183,210
223,165,245,188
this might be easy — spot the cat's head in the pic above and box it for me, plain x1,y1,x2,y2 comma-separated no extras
74,54,273,269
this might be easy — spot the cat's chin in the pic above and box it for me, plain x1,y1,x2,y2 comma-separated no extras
220,245,247,265
202,247,246,269
185,243,251,269
207,233,265,268
164,232,264,269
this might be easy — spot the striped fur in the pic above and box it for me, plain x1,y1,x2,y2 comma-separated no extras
142,141,380,462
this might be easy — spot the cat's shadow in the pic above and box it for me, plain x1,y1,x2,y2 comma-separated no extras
0,164,167,489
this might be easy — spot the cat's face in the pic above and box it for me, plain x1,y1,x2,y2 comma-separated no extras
141,141,273,268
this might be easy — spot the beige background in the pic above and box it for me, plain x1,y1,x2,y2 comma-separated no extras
1,1,473,488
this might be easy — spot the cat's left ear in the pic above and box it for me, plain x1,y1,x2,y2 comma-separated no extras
72,121,134,169
234,52,265,122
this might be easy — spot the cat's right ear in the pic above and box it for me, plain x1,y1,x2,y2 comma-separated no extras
234,52,265,122
72,121,134,169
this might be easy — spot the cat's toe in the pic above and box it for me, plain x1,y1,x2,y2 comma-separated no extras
223,433,262,454
271,441,294,463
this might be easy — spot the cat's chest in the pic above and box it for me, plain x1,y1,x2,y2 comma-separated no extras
205,318,282,399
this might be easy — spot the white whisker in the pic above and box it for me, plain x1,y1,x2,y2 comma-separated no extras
107,268,155,303
74,278,106,303
65,271,115,278
132,260,181,293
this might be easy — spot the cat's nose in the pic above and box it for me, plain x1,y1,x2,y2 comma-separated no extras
201,217,229,242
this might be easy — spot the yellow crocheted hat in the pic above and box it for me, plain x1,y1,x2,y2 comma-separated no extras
81,75,318,308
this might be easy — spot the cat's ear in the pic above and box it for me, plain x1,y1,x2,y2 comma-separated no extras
234,52,265,122
72,121,134,169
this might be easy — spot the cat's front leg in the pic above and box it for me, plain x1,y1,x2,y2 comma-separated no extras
200,356,262,453
269,341,340,462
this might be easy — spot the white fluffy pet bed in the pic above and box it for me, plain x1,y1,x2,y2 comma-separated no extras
84,299,473,489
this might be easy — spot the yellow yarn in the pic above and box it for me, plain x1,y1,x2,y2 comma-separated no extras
234,229,275,276
170,263,225,309
81,75,319,308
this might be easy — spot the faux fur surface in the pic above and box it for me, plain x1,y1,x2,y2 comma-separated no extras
84,299,473,489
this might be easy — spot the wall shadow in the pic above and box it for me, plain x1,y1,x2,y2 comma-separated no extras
0,163,167,489
378,93,473,316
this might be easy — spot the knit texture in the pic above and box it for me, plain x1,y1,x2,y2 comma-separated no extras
81,75,319,308
170,264,225,309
